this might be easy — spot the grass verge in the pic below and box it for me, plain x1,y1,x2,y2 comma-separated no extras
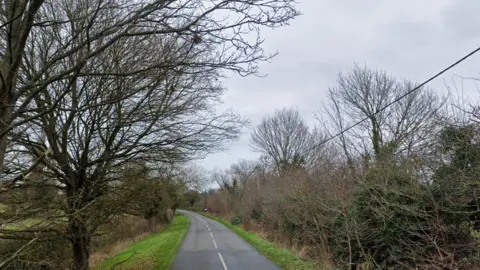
198,213,321,270
94,213,189,270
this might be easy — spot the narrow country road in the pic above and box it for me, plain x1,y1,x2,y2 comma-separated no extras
171,210,281,270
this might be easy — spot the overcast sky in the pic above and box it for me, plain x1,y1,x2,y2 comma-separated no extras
198,0,480,171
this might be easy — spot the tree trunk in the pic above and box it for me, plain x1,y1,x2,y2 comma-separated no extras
67,181,91,270
0,68,15,173
370,119,386,165
0,0,45,172
69,221,91,270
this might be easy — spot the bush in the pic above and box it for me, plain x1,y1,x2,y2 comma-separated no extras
230,215,243,226
329,165,479,269
204,141,480,269
0,238,72,270
248,198,266,222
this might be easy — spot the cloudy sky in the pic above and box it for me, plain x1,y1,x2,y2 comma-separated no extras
198,0,480,171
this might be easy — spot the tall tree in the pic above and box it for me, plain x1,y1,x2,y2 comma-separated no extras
250,107,322,173
323,64,443,165
0,0,300,269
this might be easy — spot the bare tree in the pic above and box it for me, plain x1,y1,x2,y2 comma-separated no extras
230,159,258,185
0,0,300,269
177,163,209,192
0,0,300,186
0,0,46,176
210,159,259,214
322,64,444,165
214,160,257,190
250,107,323,173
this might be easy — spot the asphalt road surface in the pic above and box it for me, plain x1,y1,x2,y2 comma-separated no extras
171,210,281,270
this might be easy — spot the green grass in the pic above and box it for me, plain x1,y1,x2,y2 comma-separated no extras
95,213,190,270
199,213,322,270
2,218,42,230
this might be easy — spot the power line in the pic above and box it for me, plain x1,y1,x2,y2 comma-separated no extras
302,46,480,155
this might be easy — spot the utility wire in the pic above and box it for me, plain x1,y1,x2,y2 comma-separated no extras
302,46,480,155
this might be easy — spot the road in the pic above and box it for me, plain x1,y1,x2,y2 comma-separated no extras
171,210,281,270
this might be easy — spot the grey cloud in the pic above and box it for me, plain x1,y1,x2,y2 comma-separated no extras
441,0,480,40
199,0,480,172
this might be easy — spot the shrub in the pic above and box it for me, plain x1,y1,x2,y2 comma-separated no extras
0,238,72,270
230,215,243,226
329,165,479,269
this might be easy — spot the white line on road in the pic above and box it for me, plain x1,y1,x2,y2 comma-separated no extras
191,213,227,269
195,213,222,255
199,217,211,231
208,226,218,249
218,252,228,270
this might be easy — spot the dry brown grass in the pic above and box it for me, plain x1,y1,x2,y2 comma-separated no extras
90,232,151,266
90,214,169,268
241,219,319,264
118,257,155,270
92,256,155,270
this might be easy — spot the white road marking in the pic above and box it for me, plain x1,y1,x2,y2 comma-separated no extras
218,252,228,270
197,215,211,231
194,213,221,252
